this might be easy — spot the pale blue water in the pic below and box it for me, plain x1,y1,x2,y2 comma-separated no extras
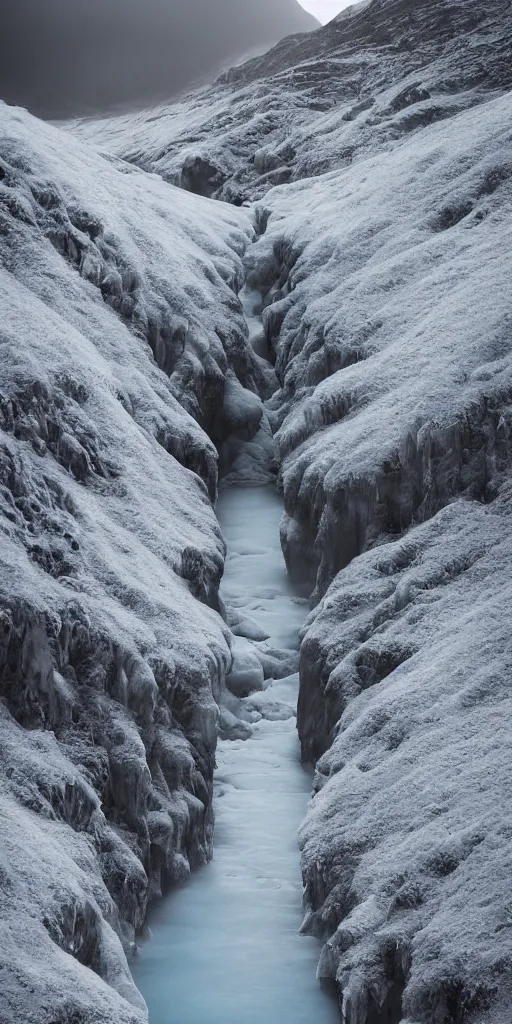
132,486,338,1024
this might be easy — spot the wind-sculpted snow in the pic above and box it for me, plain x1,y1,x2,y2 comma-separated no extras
0,101,261,1023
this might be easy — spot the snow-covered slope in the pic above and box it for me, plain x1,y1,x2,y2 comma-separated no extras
71,0,511,201
298,491,512,1023
8,0,512,1020
251,90,512,598
0,101,261,1023
247,58,512,1024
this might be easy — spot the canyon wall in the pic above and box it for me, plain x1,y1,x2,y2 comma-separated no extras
6,0,512,1020
74,2,512,1018
0,102,262,1023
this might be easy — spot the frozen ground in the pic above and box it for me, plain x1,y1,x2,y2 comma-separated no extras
133,485,338,1024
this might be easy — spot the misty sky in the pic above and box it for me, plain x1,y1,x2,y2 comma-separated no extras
298,0,357,23
0,0,318,118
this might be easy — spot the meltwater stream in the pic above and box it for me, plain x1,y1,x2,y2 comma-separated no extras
132,485,338,1024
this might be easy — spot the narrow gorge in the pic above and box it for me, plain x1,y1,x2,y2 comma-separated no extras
131,272,339,1024
1,2,512,1023
133,482,338,1024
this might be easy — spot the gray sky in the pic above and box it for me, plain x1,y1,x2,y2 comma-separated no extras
0,0,318,118
298,0,358,23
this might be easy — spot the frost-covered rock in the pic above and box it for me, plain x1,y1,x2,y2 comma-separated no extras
298,493,512,1021
0,101,261,1023
225,636,265,698
10,0,512,1021
70,0,511,201
252,90,512,604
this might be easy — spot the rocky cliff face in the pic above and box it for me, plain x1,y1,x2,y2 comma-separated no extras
72,2,512,1020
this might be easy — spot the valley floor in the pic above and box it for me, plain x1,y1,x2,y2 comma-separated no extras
134,485,338,1024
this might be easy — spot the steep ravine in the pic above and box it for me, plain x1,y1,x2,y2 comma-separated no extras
126,262,337,1022
0,104,280,1024
132,483,338,1024
0,115,340,1020
3,0,512,1015
240,179,512,1019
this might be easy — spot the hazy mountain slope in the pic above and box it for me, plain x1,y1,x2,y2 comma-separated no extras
0,101,259,1023
0,0,318,118
71,1,512,1020
72,0,511,200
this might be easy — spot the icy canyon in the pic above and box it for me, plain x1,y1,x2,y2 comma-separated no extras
1,1,512,1023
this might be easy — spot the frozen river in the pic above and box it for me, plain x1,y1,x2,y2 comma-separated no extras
132,484,338,1024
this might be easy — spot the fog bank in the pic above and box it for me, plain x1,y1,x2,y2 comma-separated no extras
0,0,317,118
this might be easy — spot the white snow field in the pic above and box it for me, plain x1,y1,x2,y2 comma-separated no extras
133,485,338,1024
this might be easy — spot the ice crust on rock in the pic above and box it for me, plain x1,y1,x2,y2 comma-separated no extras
252,91,512,602
0,100,265,1023
258,100,512,1022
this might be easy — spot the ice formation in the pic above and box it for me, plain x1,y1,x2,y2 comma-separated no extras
2,0,512,1021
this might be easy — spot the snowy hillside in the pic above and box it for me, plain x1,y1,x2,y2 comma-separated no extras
298,494,512,1023
68,0,512,1019
2,0,512,1021
71,0,511,201
0,101,261,1023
